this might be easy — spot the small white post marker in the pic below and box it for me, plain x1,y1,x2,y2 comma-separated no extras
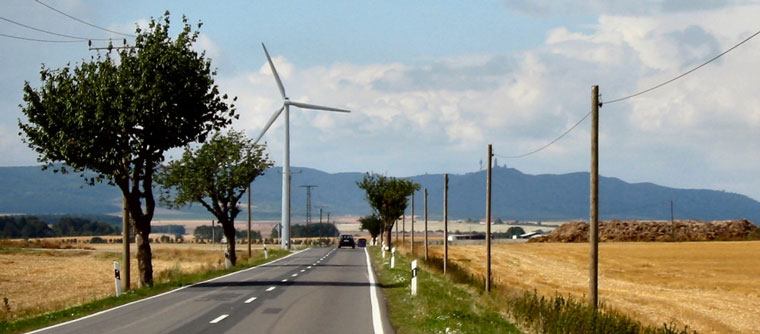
264,244,269,259
411,259,418,296
113,261,122,297
382,242,386,259
391,247,396,268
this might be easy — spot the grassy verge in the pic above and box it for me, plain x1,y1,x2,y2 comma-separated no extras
368,246,521,334
0,248,289,334
402,251,695,334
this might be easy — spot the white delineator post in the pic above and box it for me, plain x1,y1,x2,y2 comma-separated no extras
391,247,396,269
264,244,269,259
411,260,418,296
113,261,122,297
382,242,386,259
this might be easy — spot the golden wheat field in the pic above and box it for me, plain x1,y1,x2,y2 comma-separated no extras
0,242,266,322
426,241,760,334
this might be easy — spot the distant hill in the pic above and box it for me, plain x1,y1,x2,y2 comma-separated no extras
2,165,759,223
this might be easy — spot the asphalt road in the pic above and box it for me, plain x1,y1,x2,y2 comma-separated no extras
31,247,393,334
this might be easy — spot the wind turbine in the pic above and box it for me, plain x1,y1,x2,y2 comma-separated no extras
253,43,350,249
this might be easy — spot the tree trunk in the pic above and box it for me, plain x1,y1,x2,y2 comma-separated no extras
221,219,237,266
385,224,393,251
135,226,153,287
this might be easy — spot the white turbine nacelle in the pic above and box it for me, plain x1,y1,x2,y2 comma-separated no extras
254,43,351,249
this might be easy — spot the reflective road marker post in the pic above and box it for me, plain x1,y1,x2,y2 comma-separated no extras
391,247,396,269
113,261,122,297
411,260,418,296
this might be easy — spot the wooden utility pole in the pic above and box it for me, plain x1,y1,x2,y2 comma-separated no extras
402,213,406,245
589,85,600,309
670,200,675,240
411,192,415,255
247,185,252,258
395,217,399,244
424,188,429,261
444,174,449,275
122,195,130,290
486,144,493,293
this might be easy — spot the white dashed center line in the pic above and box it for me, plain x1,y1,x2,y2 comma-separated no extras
292,273,298,277
281,279,288,282
266,286,276,292
307,266,312,269
209,314,229,324
300,269,305,272
244,297,257,304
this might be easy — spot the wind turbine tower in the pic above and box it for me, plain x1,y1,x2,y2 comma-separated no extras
253,43,351,249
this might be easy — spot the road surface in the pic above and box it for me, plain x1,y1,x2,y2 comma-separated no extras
31,247,393,334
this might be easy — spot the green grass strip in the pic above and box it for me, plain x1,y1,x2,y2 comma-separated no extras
368,246,521,334
0,249,290,334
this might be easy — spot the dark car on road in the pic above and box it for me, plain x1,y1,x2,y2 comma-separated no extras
357,238,367,247
338,235,355,248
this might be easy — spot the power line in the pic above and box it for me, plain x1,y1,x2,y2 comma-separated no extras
0,16,111,41
495,111,591,159
498,26,760,159
34,0,135,38
604,27,760,105
0,32,83,43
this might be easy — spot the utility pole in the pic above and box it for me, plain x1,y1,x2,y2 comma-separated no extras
589,85,600,309
320,207,323,224
122,195,130,291
248,185,252,258
444,174,449,275
395,216,399,244
300,185,318,225
486,144,493,293
670,200,675,240
212,220,215,245
424,188,429,261
402,213,406,245
411,191,415,255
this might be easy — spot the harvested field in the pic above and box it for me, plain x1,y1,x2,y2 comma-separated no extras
427,241,760,334
0,242,267,322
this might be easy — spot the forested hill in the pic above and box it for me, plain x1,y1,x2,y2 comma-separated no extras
2,165,760,223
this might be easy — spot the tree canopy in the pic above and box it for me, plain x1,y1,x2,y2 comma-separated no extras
18,13,236,286
357,173,419,249
359,215,382,242
157,130,272,265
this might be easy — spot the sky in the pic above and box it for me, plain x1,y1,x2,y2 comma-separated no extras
2,1,760,200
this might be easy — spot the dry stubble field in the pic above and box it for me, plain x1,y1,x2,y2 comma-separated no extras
0,242,266,322
427,241,760,334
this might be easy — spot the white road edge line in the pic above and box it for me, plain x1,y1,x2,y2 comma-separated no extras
209,314,229,324
266,286,276,292
365,248,385,334
26,248,309,334
244,297,257,304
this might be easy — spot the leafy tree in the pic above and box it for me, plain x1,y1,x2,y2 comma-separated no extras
157,130,272,266
290,223,339,238
357,173,419,250
18,13,236,286
359,215,382,244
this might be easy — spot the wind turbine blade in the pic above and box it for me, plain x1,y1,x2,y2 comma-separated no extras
253,106,284,144
289,101,351,113
261,43,287,100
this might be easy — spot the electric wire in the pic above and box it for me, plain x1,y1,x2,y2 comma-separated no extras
495,111,591,159
0,32,83,43
604,27,760,105
0,16,112,41
498,26,760,159
34,0,135,38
